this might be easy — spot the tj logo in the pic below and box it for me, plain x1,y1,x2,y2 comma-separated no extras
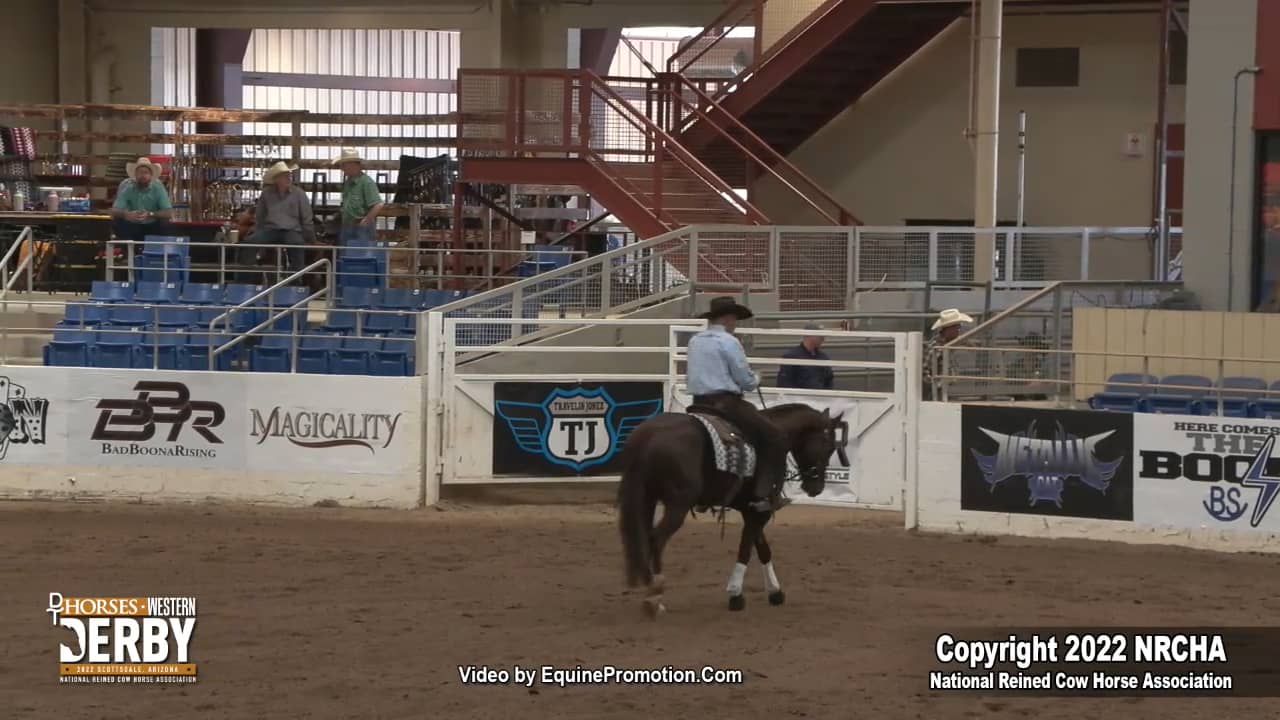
1203,486,1248,522
495,387,661,472
92,381,225,444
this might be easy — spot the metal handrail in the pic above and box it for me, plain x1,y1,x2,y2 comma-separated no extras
0,226,36,300
583,71,768,224
666,0,760,74
661,73,857,225
208,258,331,368
707,0,846,104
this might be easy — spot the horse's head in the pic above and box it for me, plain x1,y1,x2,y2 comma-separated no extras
784,406,849,498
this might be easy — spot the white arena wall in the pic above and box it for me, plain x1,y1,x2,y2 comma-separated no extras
912,401,1280,554
0,366,424,509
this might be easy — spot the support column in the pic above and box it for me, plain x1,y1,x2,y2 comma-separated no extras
972,0,1003,283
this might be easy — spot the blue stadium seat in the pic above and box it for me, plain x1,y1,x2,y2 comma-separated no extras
1088,373,1156,412
363,310,410,334
178,331,237,371
107,304,156,327
421,289,448,309
1195,376,1267,417
135,252,188,285
297,333,344,374
64,302,110,326
333,336,383,375
223,283,262,306
339,286,381,309
250,334,295,373
1253,381,1280,419
372,333,416,376
43,328,94,367
380,287,418,310
1145,374,1213,415
156,305,199,329
135,331,184,370
179,283,223,305
322,309,359,334
336,242,387,289
134,281,180,305
91,327,145,368
142,235,190,259
90,280,133,304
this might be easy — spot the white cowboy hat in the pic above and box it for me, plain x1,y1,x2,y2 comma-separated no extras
330,148,363,166
127,157,158,177
931,308,974,331
262,161,299,184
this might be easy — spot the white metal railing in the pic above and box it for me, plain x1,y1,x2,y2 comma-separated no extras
0,226,36,300
209,259,331,368
433,224,1180,348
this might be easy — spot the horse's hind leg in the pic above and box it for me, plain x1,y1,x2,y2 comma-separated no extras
643,503,688,618
755,524,784,606
726,511,763,611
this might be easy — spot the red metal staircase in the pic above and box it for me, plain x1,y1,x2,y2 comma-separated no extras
671,0,965,165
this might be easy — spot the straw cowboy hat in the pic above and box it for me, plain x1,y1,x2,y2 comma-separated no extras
699,296,753,321
126,157,159,177
262,161,299,184
330,148,364,166
931,308,974,331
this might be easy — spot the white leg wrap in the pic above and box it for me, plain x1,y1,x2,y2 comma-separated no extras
726,562,748,595
763,562,781,594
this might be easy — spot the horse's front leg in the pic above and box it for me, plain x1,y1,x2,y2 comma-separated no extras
754,525,785,606
726,511,762,611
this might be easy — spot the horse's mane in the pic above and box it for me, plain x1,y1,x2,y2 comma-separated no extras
761,403,826,432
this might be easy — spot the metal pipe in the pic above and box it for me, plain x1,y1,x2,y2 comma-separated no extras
1154,0,1172,281
1228,66,1263,311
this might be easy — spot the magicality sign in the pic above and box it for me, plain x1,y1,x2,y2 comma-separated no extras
249,407,403,453
47,592,198,684
492,382,663,476
960,405,1134,520
1134,414,1280,531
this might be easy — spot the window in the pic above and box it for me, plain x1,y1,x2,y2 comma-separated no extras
1015,47,1080,88
1170,30,1187,86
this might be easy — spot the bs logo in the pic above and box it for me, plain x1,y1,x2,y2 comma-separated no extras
1203,486,1248,522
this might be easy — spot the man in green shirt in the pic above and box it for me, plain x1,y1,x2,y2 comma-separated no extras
331,148,384,245
110,157,174,241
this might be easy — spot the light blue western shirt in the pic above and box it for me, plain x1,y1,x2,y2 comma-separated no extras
686,324,759,396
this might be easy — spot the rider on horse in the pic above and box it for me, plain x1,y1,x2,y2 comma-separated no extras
686,296,790,513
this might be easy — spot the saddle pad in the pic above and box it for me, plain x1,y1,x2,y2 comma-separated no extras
691,413,757,478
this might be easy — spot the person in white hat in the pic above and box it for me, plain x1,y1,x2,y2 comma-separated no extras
239,161,312,283
926,308,973,399
332,148,383,244
110,157,173,241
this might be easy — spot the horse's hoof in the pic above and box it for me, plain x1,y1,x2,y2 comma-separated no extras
728,594,745,612
643,598,666,619
768,590,786,606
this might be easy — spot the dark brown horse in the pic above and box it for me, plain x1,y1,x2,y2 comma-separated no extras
618,403,847,617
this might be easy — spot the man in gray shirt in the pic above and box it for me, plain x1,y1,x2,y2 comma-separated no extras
239,161,313,283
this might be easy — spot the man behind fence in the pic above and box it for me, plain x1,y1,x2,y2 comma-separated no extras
776,322,834,390
925,308,973,400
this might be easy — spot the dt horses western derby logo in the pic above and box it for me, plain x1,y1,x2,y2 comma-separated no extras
495,387,661,471
0,376,49,461
971,422,1124,507
250,407,402,453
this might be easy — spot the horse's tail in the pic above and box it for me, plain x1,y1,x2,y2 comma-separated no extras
618,436,654,588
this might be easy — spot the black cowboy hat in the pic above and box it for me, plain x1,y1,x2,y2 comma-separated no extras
699,296,753,321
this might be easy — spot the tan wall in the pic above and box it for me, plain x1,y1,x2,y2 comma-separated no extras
1072,307,1280,399
3,0,59,104
758,11,1184,229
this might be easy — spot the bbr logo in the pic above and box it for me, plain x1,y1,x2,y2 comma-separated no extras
92,382,224,444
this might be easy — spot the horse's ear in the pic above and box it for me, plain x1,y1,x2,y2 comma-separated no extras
822,407,830,418
833,411,844,423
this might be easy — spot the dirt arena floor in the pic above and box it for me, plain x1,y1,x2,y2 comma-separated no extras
2,486,1280,719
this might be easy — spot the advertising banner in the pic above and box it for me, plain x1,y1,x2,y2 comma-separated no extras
491,382,664,476
1134,414,1280,532
67,371,248,469
960,405,1134,521
0,368,66,467
243,375,418,476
